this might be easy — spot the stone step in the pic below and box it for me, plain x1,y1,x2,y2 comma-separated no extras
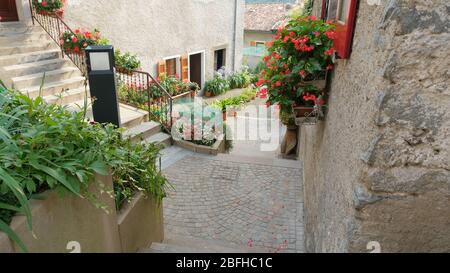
122,121,162,142
0,49,61,67
143,235,266,253
0,31,50,44
141,132,172,148
67,101,150,129
0,24,43,36
0,43,55,56
3,58,70,78
12,66,81,90
21,76,86,98
44,87,87,105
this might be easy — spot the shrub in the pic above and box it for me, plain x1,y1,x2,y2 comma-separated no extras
0,89,167,251
204,75,230,96
115,50,141,72
210,88,257,112
117,81,149,108
257,16,335,112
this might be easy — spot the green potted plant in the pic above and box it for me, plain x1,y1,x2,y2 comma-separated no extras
61,28,104,55
204,75,230,97
257,16,335,122
115,50,141,75
33,0,65,17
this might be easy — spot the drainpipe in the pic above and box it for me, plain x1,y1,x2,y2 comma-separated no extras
232,0,238,72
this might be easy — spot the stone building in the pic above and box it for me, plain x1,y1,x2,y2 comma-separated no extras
298,0,450,252
244,2,299,69
62,0,244,90
1,0,244,89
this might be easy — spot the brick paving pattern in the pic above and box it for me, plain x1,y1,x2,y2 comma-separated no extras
162,155,304,253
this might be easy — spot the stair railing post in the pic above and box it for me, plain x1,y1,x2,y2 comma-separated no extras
28,0,35,25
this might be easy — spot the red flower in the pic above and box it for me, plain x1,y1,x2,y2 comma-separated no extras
299,70,306,78
263,55,270,62
283,36,290,43
265,101,271,108
275,81,282,87
84,31,92,39
41,1,47,7
324,48,334,56
303,94,316,101
83,43,88,48
314,32,321,37
289,31,296,37
326,64,333,70
73,46,80,53
325,30,337,40
71,36,78,43
307,15,317,21
74,28,81,34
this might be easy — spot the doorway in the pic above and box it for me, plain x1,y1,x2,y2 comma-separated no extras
189,53,202,89
0,0,19,22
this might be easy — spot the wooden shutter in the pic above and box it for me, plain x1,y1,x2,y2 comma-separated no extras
157,60,166,77
181,55,189,82
250,41,257,47
322,0,357,59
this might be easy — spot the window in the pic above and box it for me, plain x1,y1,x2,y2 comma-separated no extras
214,49,226,71
165,58,178,77
256,42,266,48
322,0,357,59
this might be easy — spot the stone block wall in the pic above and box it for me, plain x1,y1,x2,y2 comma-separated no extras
299,0,450,252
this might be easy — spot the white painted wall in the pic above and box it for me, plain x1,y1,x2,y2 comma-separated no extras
61,0,244,79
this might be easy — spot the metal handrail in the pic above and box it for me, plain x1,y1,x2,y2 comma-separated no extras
28,0,87,75
28,1,177,130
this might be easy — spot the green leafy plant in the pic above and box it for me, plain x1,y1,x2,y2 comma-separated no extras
117,81,149,108
210,88,257,112
0,89,168,252
257,16,335,112
61,28,104,54
115,50,141,72
33,0,63,14
204,75,230,96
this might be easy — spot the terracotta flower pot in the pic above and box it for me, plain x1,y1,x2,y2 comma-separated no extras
190,90,197,98
294,106,315,117
205,91,212,97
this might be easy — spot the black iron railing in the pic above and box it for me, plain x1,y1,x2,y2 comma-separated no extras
29,0,87,75
28,1,184,130
116,70,175,130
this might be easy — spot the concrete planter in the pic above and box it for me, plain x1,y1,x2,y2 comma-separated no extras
174,134,225,155
117,192,164,253
0,173,121,253
0,173,164,253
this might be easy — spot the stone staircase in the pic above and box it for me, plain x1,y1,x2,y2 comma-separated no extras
0,21,171,146
142,235,267,253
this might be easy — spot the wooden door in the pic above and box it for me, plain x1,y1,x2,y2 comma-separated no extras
0,0,19,22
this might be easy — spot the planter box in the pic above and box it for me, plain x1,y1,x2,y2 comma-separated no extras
0,173,121,253
174,134,225,155
117,192,164,253
0,173,164,253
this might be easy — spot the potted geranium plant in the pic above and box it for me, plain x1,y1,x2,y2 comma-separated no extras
61,28,103,55
257,15,336,121
115,50,141,75
33,0,65,17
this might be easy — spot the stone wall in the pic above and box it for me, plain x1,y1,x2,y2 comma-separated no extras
299,0,450,252
63,0,244,79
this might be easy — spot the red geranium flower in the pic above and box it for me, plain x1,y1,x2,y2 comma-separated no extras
275,81,282,87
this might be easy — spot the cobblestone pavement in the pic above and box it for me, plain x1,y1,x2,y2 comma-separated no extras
162,154,304,253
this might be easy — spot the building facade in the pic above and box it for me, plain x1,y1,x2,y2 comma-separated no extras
5,0,244,90
299,0,450,252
